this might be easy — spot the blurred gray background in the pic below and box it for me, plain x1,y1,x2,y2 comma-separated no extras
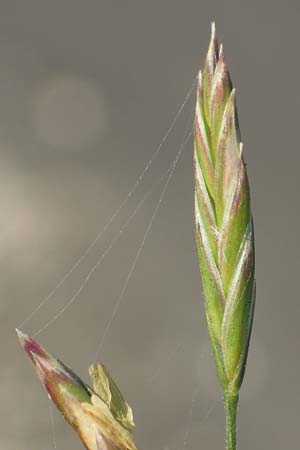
1,1,299,449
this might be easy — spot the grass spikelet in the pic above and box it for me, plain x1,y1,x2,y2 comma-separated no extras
17,330,138,450
194,23,255,450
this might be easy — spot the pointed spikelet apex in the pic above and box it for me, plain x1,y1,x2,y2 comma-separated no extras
17,330,138,450
194,24,255,397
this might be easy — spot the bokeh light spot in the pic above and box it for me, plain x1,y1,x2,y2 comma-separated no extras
33,76,107,149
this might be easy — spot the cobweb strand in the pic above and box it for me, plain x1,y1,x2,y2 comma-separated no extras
31,135,191,339
48,394,57,449
93,129,193,361
17,75,197,330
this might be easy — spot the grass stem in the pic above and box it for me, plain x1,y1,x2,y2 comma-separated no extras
224,393,239,450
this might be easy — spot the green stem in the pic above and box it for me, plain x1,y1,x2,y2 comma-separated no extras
224,393,239,450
